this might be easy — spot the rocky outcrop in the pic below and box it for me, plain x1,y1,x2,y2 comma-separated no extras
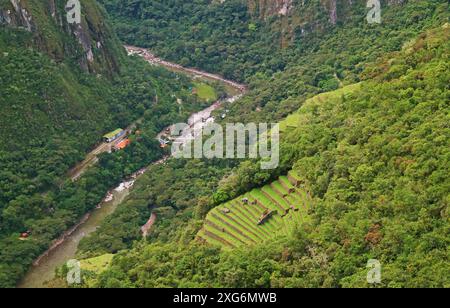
244,0,409,48
0,0,33,31
247,0,294,19
0,8,12,25
0,0,122,75
247,0,407,24
329,0,338,25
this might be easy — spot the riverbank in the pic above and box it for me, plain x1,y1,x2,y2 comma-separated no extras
18,46,246,288
17,184,130,288
125,45,247,95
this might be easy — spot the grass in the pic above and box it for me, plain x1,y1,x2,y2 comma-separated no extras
216,209,265,242
80,254,114,274
279,176,294,190
272,181,289,196
209,212,256,244
235,201,277,233
280,113,301,133
278,83,362,134
204,221,243,246
261,186,290,211
193,82,218,102
198,229,233,250
230,204,271,237
198,171,311,249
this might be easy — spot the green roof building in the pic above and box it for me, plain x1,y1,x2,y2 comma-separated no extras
103,129,125,142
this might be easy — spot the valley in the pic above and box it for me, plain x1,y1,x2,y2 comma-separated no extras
67,45,247,183
0,0,448,290
18,47,246,288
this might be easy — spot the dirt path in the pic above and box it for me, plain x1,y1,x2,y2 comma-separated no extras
141,213,157,237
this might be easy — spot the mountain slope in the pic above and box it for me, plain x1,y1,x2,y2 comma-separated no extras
13,0,447,289
0,0,124,185
81,25,449,288
72,0,448,269
0,0,200,287
98,0,446,82
0,0,123,72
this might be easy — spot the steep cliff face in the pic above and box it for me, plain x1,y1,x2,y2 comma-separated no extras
247,0,294,19
0,0,34,31
0,0,122,75
247,0,363,24
248,0,408,24
246,0,408,48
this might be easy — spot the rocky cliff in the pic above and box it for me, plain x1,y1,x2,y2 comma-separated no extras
0,0,122,75
247,0,366,24
246,0,407,47
247,0,294,19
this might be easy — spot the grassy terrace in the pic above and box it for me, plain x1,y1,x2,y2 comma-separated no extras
193,82,218,102
81,254,114,274
197,171,311,249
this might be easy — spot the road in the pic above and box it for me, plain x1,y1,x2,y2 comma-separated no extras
66,47,246,182
125,45,247,94
19,46,247,288
67,126,133,181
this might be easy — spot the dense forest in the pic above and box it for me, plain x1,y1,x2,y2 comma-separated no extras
98,0,448,123
0,0,212,287
1,0,448,288
45,0,449,288
98,0,444,83
68,24,449,288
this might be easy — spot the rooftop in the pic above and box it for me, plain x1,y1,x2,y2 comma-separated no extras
103,128,123,139
115,139,131,150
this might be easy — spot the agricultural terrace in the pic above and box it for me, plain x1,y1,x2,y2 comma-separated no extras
197,171,311,249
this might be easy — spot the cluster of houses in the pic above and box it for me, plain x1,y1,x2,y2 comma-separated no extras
103,127,176,151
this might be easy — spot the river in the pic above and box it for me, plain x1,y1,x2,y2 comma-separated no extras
17,185,130,288
18,46,246,288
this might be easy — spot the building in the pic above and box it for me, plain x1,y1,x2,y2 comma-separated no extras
19,230,31,240
158,138,170,148
114,138,131,151
103,128,125,143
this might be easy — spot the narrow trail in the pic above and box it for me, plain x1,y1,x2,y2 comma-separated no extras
141,213,157,238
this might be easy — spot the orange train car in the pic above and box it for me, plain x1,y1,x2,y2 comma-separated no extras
114,138,131,151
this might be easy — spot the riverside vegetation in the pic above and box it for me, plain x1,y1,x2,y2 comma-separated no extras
1,0,448,288
51,1,448,288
